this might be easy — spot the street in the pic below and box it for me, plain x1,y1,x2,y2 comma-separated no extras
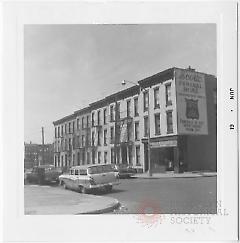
106,176,217,214
25,176,216,214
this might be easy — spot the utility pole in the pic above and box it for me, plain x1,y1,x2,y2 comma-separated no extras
41,127,45,166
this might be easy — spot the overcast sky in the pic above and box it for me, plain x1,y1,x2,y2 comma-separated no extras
24,24,216,144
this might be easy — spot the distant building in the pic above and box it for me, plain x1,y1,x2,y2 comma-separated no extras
53,67,217,173
24,142,54,169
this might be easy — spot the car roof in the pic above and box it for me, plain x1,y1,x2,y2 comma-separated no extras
71,164,113,170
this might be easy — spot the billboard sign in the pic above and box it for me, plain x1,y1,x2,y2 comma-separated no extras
175,69,208,135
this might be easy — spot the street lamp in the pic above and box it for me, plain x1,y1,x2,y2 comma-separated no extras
122,80,152,176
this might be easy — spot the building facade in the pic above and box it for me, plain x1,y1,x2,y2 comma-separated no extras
53,67,217,173
24,142,54,169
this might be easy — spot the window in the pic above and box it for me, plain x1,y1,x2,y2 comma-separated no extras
97,110,101,125
128,146,133,165
144,116,149,137
135,121,140,141
155,113,161,135
76,135,80,148
103,108,107,124
82,151,85,165
55,127,57,138
68,138,71,150
97,130,101,146
87,116,89,127
134,97,139,116
65,154,67,166
136,146,141,165
68,123,71,133
72,121,75,133
82,135,85,147
104,151,108,164
111,148,115,163
143,91,149,112
92,131,95,146
72,137,75,149
104,129,107,145
92,112,95,127
127,100,131,117
116,102,120,120
167,111,173,134
65,139,67,150
77,118,80,130
82,117,84,129
87,152,90,164
166,83,172,106
92,150,95,164
73,154,75,166
61,125,63,136
64,124,67,134
110,105,114,122
98,152,101,164
110,127,114,143
57,126,60,137
127,123,132,141
77,152,80,165
154,87,160,108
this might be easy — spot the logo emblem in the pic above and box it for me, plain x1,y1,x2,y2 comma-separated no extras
185,98,199,119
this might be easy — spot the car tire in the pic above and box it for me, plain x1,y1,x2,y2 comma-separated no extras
105,185,112,192
79,186,87,194
62,181,67,189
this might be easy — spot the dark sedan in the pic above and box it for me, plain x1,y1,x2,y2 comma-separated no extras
112,164,137,178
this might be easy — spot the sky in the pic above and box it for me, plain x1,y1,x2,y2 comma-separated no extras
24,24,216,144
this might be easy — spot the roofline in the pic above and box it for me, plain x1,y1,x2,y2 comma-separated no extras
53,113,77,126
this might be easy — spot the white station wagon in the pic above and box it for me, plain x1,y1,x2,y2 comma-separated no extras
59,164,120,193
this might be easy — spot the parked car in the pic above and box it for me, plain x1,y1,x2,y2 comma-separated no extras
59,164,120,193
25,165,63,184
112,164,137,178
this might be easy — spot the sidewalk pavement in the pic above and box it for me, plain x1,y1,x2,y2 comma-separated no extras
25,185,120,215
134,171,217,179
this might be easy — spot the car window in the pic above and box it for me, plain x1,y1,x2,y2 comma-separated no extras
75,170,79,175
102,164,114,172
79,169,87,175
70,169,74,175
88,165,114,174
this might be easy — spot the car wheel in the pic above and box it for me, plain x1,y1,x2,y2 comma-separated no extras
61,181,67,189
105,185,112,192
79,186,87,194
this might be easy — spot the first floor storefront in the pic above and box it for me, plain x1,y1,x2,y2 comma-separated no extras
142,136,188,173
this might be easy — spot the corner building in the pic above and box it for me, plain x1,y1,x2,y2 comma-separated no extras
53,67,217,173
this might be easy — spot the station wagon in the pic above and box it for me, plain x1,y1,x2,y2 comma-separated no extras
59,164,120,193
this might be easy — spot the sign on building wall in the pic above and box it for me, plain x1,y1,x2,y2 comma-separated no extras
175,69,208,135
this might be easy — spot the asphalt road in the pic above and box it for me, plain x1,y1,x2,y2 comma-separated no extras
102,176,217,214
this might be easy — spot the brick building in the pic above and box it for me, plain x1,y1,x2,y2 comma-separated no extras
24,142,54,169
53,67,217,173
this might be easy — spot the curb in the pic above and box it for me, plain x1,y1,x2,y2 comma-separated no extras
133,173,217,179
79,200,120,214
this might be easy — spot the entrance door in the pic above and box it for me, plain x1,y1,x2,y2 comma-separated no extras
121,145,127,164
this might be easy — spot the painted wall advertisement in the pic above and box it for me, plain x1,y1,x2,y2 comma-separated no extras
175,69,208,135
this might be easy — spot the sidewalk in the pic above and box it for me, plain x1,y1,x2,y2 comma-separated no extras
25,185,120,215
134,171,217,179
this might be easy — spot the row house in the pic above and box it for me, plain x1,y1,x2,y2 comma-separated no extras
53,67,217,173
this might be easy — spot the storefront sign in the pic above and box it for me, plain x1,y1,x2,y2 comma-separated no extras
150,140,177,148
175,69,208,135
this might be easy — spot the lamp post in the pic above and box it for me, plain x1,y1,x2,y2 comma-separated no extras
122,80,152,176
